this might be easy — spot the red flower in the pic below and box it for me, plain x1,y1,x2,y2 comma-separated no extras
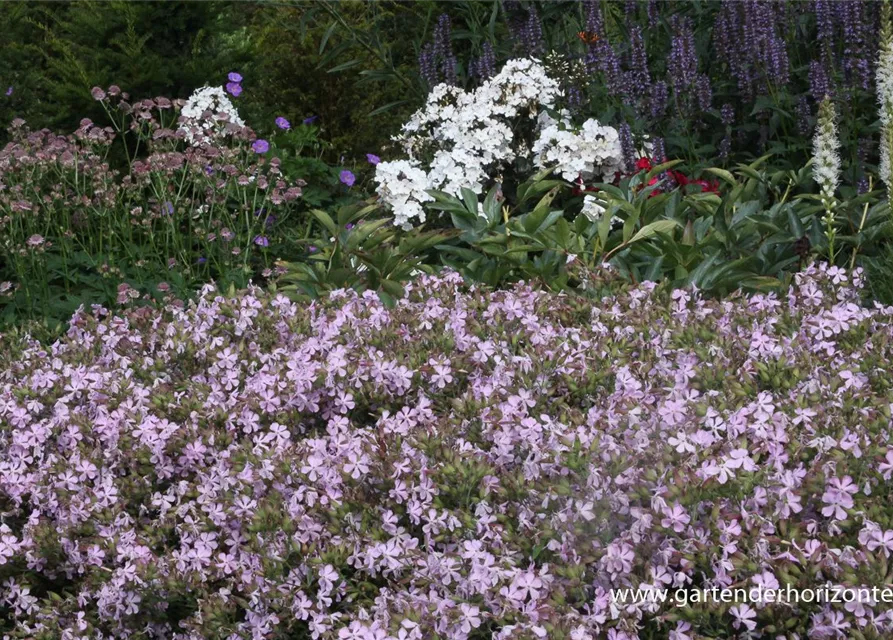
635,157,653,171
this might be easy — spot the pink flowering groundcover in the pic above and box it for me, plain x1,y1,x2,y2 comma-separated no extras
1,264,892,639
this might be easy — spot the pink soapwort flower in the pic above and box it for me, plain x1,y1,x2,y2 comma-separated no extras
751,570,779,590
601,542,635,578
879,449,893,480
731,604,757,631
667,431,695,454
822,475,858,520
661,502,690,533
503,569,544,605
343,452,370,480
668,621,693,640
429,359,453,389
659,399,687,426
0,265,887,637
457,603,482,633
865,529,893,558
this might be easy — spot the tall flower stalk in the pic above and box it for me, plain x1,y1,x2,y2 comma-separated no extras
878,0,893,213
813,96,841,262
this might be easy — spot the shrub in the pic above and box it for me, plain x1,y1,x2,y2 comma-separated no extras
2,264,893,638
0,2,245,147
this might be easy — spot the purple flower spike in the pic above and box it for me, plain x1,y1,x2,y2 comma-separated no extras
252,139,270,154
275,117,291,130
340,170,356,187
303,115,318,125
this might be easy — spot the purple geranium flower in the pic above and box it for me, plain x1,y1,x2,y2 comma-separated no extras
5,87,12,97
252,139,270,154
339,170,356,187
254,235,270,247
366,154,381,165
226,82,242,97
228,72,243,83
275,117,291,130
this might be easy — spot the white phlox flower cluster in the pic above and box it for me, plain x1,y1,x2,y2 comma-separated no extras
582,193,622,226
178,86,246,145
374,160,434,229
581,194,606,223
375,58,622,229
532,118,624,182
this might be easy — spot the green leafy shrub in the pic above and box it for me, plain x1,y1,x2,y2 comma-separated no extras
0,2,246,146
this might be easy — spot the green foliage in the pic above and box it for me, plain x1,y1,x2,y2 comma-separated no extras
275,200,457,306
1,1,245,145
211,1,433,161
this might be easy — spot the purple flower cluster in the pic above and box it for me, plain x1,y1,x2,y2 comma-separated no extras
625,25,650,102
469,42,497,81
838,0,874,91
714,1,790,101
618,122,636,173
518,5,543,56
668,16,711,115
2,264,893,638
583,1,624,97
226,71,243,97
809,59,834,102
719,103,735,158
419,14,458,89
503,0,544,58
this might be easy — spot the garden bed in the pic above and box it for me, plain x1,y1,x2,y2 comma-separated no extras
1,264,892,638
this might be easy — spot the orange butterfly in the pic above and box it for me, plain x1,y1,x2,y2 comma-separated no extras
578,30,599,44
